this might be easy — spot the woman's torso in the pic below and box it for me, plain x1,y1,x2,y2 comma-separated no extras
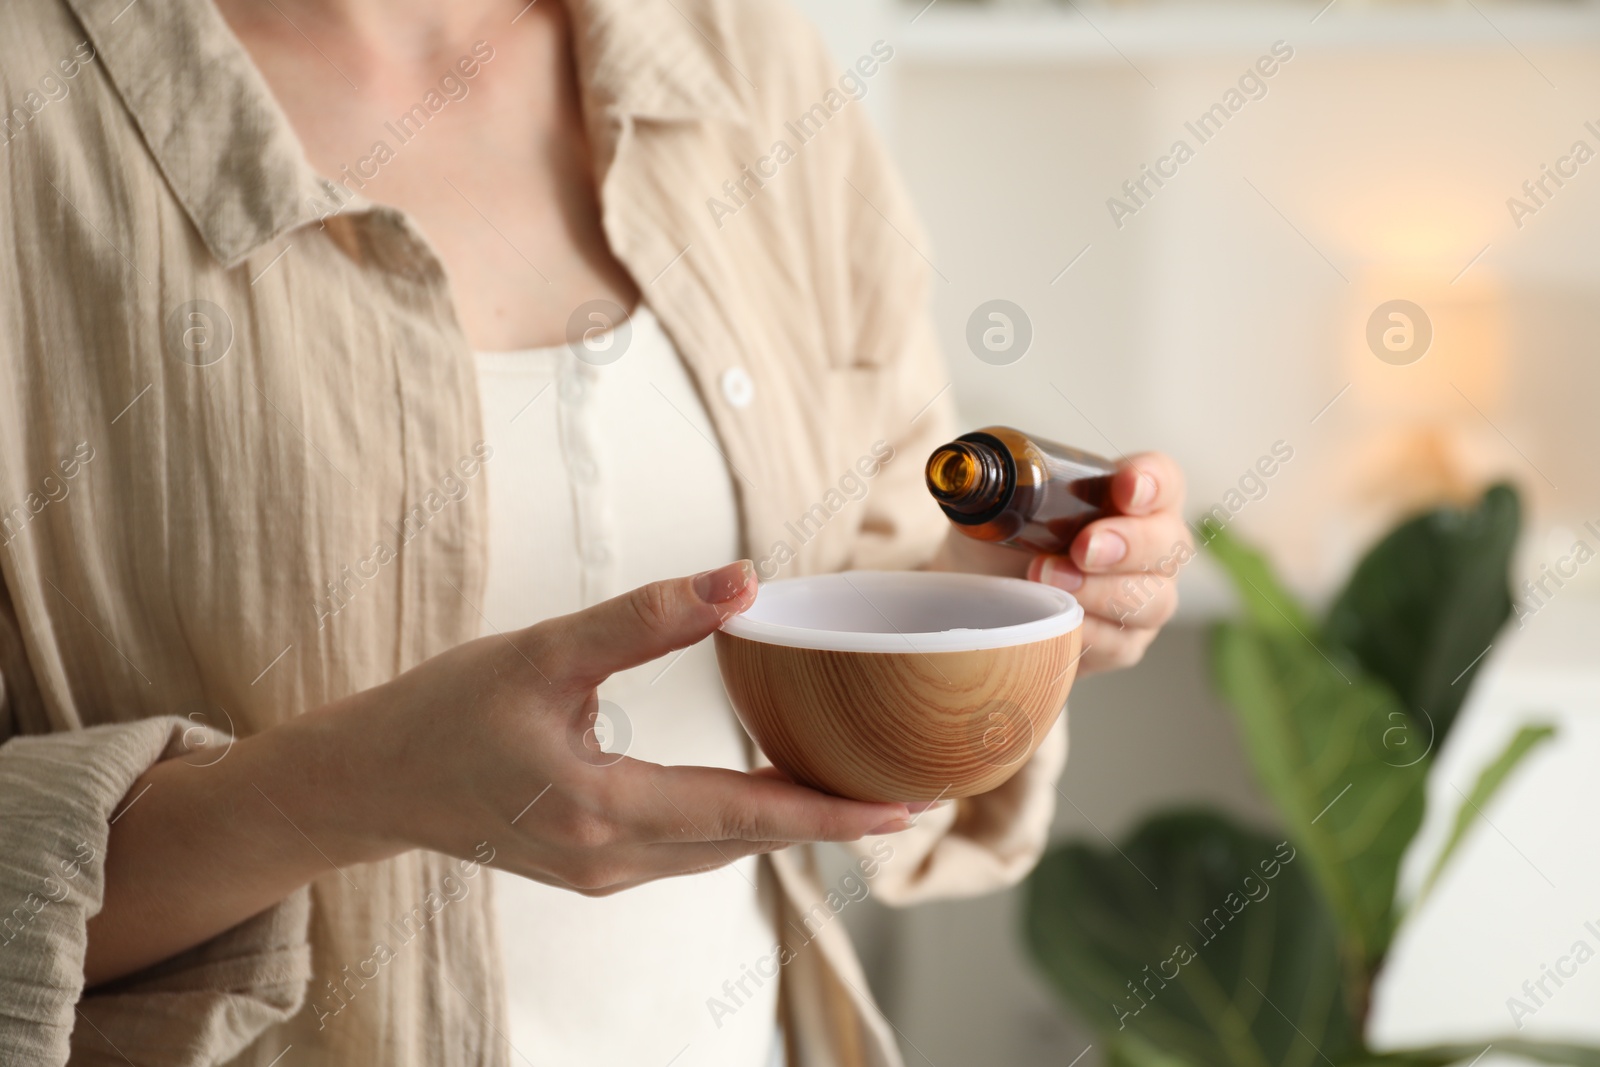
0,1,956,1062
474,304,781,1065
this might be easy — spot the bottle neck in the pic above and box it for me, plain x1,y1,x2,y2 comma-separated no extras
925,439,1010,518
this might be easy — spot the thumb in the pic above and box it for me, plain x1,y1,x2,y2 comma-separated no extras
545,559,756,687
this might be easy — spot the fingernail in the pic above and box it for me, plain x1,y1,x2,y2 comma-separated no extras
1039,555,1083,591
693,560,755,604
1084,531,1127,570
1130,471,1157,510
868,816,912,835
906,800,936,814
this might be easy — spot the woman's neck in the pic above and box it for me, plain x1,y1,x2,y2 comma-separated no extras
225,0,520,61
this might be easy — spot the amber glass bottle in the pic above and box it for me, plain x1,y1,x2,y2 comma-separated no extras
925,426,1116,555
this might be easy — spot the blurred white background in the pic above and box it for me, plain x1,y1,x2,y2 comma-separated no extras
789,1,1600,1063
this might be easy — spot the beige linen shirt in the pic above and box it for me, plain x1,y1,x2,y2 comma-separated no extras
0,0,1069,1064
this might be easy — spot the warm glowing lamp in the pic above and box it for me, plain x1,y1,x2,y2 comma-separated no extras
1342,267,1507,513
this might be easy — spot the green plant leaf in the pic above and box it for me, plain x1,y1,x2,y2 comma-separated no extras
1024,810,1359,1067
1202,526,1320,637
1212,622,1426,976
1418,723,1557,901
1107,1032,1203,1067
1324,484,1521,747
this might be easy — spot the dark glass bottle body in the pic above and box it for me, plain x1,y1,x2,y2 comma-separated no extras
925,426,1116,555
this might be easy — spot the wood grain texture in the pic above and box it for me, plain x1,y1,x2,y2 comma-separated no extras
714,627,1082,801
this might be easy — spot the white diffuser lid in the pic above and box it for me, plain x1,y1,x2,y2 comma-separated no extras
718,570,1083,654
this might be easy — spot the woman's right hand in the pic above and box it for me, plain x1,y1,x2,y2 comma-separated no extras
89,560,901,986
322,559,913,896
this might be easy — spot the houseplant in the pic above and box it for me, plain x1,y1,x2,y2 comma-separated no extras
1023,484,1594,1066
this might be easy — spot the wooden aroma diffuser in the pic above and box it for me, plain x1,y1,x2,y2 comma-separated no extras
713,571,1083,802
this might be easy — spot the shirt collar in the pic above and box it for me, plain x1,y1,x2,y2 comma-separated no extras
569,0,745,126
62,0,743,270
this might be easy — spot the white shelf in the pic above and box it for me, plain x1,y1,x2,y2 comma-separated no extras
895,1,1600,63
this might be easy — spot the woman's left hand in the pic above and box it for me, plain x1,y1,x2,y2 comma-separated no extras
931,450,1191,674
1025,451,1190,674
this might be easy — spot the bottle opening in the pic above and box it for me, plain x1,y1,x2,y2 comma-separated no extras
927,447,978,496
925,441,1006,516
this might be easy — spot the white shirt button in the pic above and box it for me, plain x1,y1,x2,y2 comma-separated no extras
585,540,611,565
720,367,754,409
560,376,587,405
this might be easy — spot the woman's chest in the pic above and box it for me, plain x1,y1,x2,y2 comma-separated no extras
221,8,637,352
472,304,742,621
2,83,883,743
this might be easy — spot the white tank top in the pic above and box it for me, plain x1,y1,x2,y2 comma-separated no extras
473,304,781,1065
